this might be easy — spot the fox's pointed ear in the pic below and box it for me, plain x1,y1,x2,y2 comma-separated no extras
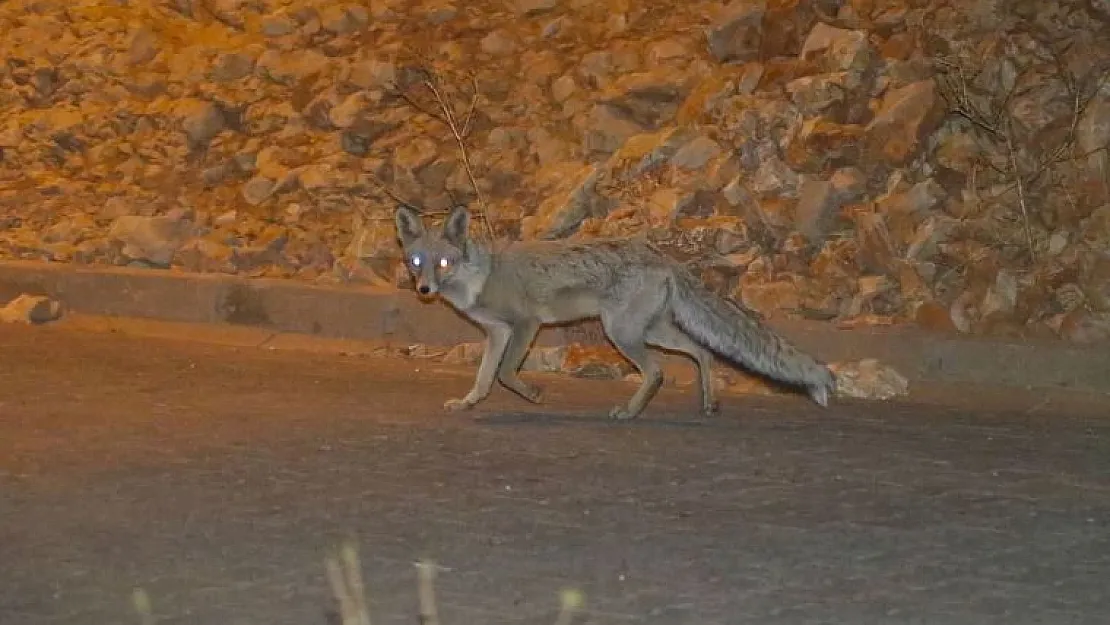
394,204,424,247
442,205,470,246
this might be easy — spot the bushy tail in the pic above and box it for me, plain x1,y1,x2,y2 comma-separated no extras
668,270,836,406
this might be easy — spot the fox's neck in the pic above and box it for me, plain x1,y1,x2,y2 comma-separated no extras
445,239,494,311
466,240,493,278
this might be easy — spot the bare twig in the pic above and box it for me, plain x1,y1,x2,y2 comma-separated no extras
420,74,496,242
358,172,418,209
1003,118,1038,261
935,47,1110,264
459,74,481,139
389,66,496,242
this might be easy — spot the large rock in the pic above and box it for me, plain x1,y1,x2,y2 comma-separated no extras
785,118,865,174
864,80,945,167
705,1,766,63
521,164,610,240
800,23,877,73
794,167,867,240
108,214,195,267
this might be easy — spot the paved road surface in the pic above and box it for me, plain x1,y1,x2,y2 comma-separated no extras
2,324,1108,625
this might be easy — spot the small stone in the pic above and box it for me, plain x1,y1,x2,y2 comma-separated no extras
647,39,689,63
1058,309,1110,344
321,5,367,34
1,294,63,325
348,59,396,89
442,342,483,365
242,176,276,206
127,27,160,65
514,0,558,17
521,346,568,372
829,359,909,400
551,74,577,102
213,210,239,227
786,72,858,118
800,23,876,73
175,99,225,149
256,49,332,85
109,215,193,267
739,280,802,317
261,13,297,37
423,1,459,24
329,92,369,129
914,300,959,333
1048,231,1070,256
749,155,801,198
670,136,723,170
561,343,631,379
480,30,516,56
583,105,645,156
980,268,1019,322
794,168,866,240
211,52,255,82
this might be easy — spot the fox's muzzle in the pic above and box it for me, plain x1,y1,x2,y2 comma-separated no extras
414,274,438,297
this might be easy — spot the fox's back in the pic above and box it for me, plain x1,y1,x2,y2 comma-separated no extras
472,237,674,323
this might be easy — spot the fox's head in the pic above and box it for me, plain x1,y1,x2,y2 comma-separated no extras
394,204,479,302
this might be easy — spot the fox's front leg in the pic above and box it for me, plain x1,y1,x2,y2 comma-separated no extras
444,322,512,412
496,319,544,404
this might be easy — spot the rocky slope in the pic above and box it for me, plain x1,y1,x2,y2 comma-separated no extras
2,0,1109,342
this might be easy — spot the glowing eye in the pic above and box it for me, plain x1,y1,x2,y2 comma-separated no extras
438,257,450,268
410,254,422,267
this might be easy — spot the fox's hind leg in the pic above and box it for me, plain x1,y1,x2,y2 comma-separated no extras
645,320,719,416
600,288,668,421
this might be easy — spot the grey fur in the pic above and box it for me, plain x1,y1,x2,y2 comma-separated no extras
395,204,836,419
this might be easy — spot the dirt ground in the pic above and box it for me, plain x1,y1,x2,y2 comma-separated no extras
1,323,1108,625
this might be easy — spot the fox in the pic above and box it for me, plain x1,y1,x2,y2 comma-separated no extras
394,203,837,420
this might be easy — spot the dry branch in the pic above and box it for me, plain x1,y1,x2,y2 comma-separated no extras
390,66,497,242
935,40,1110,261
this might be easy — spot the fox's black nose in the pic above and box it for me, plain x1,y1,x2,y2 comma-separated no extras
418,285,430,295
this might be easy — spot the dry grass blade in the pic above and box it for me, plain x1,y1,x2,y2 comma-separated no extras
132,588,155,625
325,542,373,625
414,560,442,625
553,588,585,625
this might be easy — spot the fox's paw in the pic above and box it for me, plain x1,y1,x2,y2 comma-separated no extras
701,399,721,417
607,405,640,421
521,384,544,404
443,398,475,412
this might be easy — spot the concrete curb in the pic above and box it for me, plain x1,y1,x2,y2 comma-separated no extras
3,260,1109,396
